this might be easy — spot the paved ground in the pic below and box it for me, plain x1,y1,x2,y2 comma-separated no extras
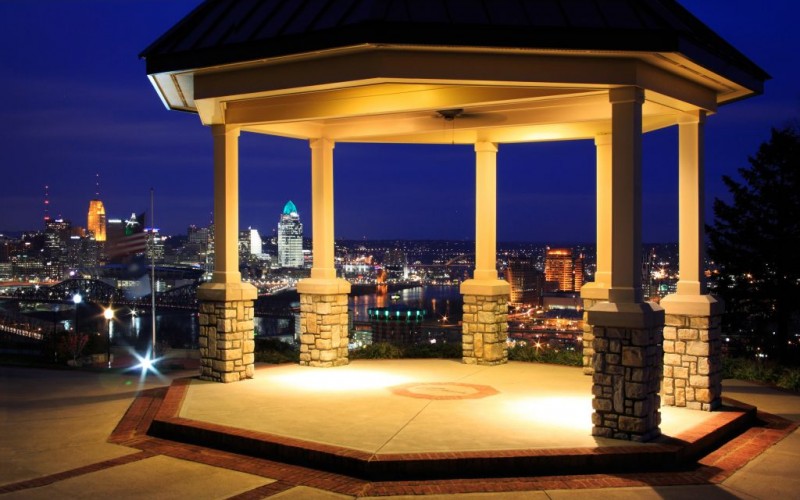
1,361,798,499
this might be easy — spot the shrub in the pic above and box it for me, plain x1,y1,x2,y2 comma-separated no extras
254,337,298,364
508,344,582,366
350,342,404,359
722,356,800,392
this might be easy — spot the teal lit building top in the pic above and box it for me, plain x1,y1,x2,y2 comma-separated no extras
283,200,298,215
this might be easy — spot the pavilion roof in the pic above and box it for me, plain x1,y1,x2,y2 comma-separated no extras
141,0,768,88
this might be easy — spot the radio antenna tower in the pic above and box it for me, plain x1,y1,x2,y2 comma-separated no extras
43,185,51,224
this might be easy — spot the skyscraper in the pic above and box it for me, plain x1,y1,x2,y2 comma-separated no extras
544,248,574,292
87,199,107,242
505,257,544,306
277,201,303,268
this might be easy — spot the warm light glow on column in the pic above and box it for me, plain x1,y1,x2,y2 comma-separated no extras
211,124,241,284
310,138,336,280
677,111,706,295
594,133,612,288
474,141,499,281
608,87,644,303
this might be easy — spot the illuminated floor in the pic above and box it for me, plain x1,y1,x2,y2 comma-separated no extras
139,359,757,480
177,360,716,453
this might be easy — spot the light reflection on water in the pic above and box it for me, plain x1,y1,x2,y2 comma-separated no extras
349,285,463,323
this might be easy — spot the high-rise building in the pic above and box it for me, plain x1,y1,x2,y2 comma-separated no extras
87,199,107,242
505,257,544,306
106,213,148,263
277,201,303,268
545,248,574,292
574,253,584,290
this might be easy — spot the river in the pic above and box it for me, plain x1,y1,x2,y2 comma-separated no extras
3,285,464,352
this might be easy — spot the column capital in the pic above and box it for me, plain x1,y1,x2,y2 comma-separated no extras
678,110,707,125
211,124,241,137
609,86,644,105
297,277,351,295
594,133,612,146
474,141,498,153
309,137,335,150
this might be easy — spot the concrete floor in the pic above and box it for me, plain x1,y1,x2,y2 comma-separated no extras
181,360,715,453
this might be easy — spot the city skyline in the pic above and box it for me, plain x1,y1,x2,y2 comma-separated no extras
2,1,799,242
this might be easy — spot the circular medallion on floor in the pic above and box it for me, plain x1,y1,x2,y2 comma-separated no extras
390,382,499,400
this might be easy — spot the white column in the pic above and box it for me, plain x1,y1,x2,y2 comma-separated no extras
608,87,644,304
676,111,706,296
582,133,612,300
474,141,499,281
310,138,336,281
211,124,241,284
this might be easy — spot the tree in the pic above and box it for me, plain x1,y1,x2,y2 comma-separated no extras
708,126,800,363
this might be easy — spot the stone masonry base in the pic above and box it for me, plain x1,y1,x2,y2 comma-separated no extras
589,303,664,442
581,297,604,376
462,294,509,365
198,298,255,383
661,296,724,411
299,292,349,367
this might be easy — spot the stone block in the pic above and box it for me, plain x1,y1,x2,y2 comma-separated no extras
625,382,646,399
687,341,710,356
674,366,689,379
619,416,647,433
664,315,687,327
243,353,254,365
316,338,332,350
220,348,242,361
222,372,240,383
592,398,613,411
678,328,698,340
319,350,337,362
315,302,331,315
664,353,682,366
663,327,677,340
690,316,711,329
622,347,644,367
689,375,710,388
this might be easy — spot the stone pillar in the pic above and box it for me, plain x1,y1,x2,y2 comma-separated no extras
661,110,723,410
297,138,351,367
589,87,664,441
580,133,612,375
198,125,257,382
461,142,510,365
198,284,257,382
588,304,664,441
661,296,723,410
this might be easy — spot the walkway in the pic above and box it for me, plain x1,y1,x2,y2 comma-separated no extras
1,361,798,498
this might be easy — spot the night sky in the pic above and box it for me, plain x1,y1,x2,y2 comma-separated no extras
1,1,798,243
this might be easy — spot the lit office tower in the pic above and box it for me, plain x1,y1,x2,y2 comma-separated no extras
87,199,107,242
506,258,544,307
277,200,303,268
574,253,585,290
544,248,574,292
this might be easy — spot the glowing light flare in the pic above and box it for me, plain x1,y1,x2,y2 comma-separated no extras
505,396,593,431
269,369,411,392
129,348,167,383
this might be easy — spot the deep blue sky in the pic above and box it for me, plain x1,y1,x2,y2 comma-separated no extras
1,1,798,243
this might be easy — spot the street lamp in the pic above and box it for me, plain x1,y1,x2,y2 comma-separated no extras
72,293,82,334
104,307,114,369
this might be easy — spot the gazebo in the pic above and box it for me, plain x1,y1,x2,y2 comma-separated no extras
141,0,767,441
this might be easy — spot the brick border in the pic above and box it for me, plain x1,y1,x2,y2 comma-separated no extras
91,378,798,497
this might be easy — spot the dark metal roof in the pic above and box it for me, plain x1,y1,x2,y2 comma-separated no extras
141,0,768,83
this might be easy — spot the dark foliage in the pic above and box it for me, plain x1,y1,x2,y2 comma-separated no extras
708,126,800,362
254,337,299,364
